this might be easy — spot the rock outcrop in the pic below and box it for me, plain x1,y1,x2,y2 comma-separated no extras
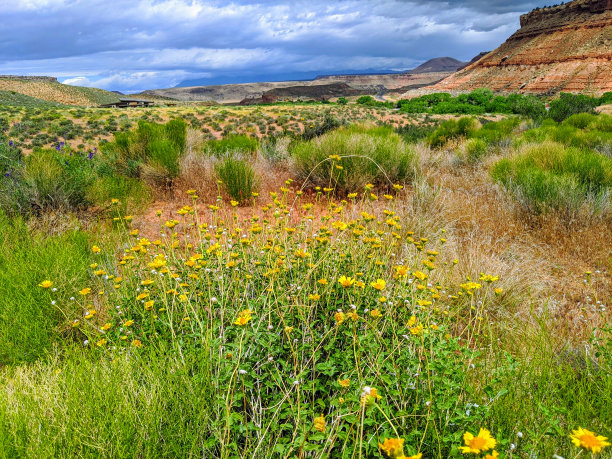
425,0,612,95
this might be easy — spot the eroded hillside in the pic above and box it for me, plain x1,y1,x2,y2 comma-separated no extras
423,0,612,95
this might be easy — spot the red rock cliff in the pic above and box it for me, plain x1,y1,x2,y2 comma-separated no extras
425,0,612,95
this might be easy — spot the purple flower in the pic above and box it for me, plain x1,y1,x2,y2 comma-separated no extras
8,141,13,147
88,151,95,160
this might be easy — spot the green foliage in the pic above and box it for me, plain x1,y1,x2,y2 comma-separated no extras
104,118,187,183
457,138,488,164
548,93,599,123
292,125,417,193
337,97,348,105
215,156,257,203
518,114,612,154
398,90,546,119
301,112,342,141
0,148,97,216
0,213,93,365
356,95,393,108
395,121,440,144
427,117,477,148
206,135,259,156
492,142,612,216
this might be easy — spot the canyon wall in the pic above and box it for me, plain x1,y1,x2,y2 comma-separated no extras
425,0,612,96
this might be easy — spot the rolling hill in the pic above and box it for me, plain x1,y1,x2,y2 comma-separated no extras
0,76,121,106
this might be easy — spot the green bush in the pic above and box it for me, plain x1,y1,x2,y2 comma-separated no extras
458,138,488,164
301,113,342,141
0,149,96,216
206,135,259,156
292,125,417,193
492,142,612,215
397,90,546,119
337,97,348,105
548,93,599,123
427,117,477,148
215,156,257,204
103,118,187,183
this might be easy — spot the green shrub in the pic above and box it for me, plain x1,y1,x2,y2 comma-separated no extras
0,149,96,216
458,138,488,164
427,117,477,148
103,119,187,183
301,113,342,141
215,156,257,204
292,125,417,194
337,97,348,105
206,135,259,156
492,142,612,215
471,118,520,146
397,90,546,119
395,122,440,144
548,93,599,123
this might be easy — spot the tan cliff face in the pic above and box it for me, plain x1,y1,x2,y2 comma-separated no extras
425,0,612,96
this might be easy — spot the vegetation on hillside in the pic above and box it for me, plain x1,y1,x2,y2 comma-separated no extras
0,96,610,458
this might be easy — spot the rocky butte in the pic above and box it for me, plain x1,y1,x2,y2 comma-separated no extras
423,0,612,95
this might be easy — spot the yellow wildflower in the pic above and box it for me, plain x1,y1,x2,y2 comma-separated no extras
313,415,326,433
370,279,386,291
459,428,497,454
38,280,53,289
570,427,610,454
379,438,404,459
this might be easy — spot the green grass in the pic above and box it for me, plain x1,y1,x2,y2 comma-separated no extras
292,124,417,193
206,135,259,155
215,155,257,203
0,212,94,365
0,199,608,457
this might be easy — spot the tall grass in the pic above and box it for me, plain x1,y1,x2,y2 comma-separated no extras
427,117,477,148
0,212,94,365
292,124,417,193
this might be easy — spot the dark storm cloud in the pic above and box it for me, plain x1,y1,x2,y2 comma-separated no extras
0,0,550,92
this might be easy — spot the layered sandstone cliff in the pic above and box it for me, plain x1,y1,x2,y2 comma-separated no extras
425,0,612,95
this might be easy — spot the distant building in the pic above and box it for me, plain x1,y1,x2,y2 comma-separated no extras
99,98,154,108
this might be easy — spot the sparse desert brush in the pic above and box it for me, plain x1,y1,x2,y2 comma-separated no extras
292,124,417,194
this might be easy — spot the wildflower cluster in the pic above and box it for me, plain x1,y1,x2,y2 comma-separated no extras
43,184,516,456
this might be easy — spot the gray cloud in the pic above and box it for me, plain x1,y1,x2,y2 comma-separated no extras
0,0,550,92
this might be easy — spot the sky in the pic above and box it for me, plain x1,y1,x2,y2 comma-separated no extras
0,0,551,93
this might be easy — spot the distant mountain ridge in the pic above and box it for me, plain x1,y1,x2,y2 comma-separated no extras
140,57,466,104
175,57,467,88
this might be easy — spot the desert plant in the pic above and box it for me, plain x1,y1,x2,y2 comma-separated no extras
492,141,612,216
215,155,257,203
206,135,258,156
292,124,417,193
427,117,477,148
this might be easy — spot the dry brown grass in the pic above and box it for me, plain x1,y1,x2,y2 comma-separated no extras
409,142,611,342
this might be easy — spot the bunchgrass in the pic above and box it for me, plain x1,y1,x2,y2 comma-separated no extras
292,124,417,194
